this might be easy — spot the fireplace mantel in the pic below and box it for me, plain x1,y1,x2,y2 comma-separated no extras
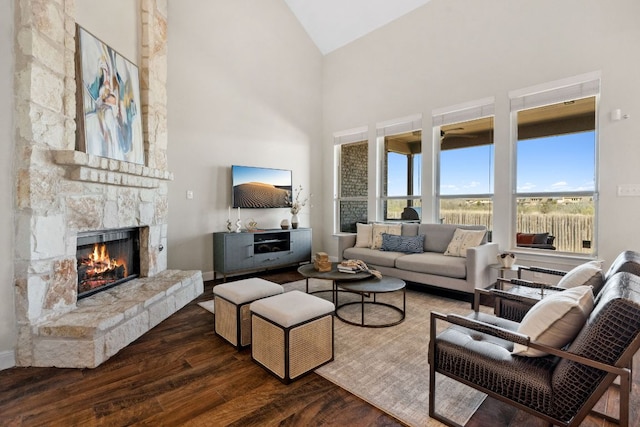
53,150,173,189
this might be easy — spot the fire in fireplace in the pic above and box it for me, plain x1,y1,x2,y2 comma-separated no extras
76,227,141,299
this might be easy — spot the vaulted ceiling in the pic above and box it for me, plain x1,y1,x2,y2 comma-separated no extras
284,0,432,55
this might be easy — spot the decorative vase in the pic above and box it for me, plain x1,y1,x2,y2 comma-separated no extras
280,219,290,230
497,253,516,268
291,214,299,229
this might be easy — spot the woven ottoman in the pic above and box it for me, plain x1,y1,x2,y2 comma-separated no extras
250,290,335,383
213,278,284,350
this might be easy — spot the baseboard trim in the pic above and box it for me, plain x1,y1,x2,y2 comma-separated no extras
0,349,16,371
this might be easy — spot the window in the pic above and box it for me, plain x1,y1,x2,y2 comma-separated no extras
434,100,495,233
511,74,599,254
334,129,368,233
379,115,423,221
514,97,597,254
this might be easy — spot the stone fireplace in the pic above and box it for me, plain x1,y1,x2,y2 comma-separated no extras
13,1,203,368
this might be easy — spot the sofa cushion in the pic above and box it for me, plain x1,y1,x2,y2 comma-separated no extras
381,233,424,253
355,223,373,248
371,223,402,249
401,223,419,237
419,223,487,253
395,252,467,279
343,247,404,268
512,286,594,357
444,228,486,258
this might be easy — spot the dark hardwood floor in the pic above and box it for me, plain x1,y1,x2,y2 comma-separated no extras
0,267,635,426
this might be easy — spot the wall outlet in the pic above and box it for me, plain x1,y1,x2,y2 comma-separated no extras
617,184,640,197
186,190,194,199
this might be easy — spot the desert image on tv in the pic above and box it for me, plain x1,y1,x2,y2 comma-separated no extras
233,182,291,208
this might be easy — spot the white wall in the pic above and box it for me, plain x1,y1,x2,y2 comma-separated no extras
0,0,15,369
321,0,640,270
166,0,323,276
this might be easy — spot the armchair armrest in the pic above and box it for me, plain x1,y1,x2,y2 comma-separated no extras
518,265,568,279
496,277,565,292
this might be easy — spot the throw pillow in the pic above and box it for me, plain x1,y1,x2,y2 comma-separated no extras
380,233,424,253
516,233,536,245
355,223,373,248
443,228,486,257
556,260,603,289
512,285,594,357
371,223,402,249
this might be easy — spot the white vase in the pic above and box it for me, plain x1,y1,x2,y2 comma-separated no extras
497,253,516,268
291,214,299,229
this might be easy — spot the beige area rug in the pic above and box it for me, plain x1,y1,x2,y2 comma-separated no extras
284,278,488,427
198,299,215,314
199,279,488,426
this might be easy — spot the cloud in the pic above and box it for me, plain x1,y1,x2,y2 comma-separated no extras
517,182,536,192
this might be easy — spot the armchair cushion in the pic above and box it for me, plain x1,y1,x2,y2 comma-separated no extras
513,286,594,357
556,260,603,290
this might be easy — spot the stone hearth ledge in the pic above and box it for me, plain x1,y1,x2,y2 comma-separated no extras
30,270,204,369
52,150,174,188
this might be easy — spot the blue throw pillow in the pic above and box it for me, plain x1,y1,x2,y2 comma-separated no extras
380,233,424,253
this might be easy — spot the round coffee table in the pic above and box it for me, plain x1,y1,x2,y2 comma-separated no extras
297,263,371,303
335,276,406,328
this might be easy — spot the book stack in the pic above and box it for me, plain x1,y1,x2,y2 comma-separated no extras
313,252,331,272
338,260,361,274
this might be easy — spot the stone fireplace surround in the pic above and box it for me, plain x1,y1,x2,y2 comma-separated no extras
13,1,204,368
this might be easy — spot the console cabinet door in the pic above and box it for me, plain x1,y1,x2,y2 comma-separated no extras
290,229,312,264
214,233,254,273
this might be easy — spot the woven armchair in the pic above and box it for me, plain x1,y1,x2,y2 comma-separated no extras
487,250,640,322
429,271,640,427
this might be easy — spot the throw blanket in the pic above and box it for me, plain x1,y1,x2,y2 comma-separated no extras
341,259,382,279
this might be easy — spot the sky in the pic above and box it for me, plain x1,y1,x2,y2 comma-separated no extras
388,131,596,196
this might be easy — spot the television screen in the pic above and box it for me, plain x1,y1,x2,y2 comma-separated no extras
232,165,292,208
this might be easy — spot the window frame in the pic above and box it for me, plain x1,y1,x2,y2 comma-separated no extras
333,127,369,233
509,73,600,255
433,98,496,229
377,115,423,222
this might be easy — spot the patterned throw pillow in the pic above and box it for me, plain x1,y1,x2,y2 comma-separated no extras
371,223,402,249
443,228,486,257
380,233,424,253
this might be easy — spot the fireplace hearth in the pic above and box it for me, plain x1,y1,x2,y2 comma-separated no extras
76,228,141,299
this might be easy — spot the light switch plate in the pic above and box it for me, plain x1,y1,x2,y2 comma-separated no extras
617,184,640,197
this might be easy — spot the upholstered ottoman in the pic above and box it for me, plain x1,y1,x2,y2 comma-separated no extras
213,278,284,350
250,290,335,383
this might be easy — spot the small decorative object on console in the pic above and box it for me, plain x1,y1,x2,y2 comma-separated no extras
314,252,331,272
280,219,290,230
498,252,517,268
290,185,308,229
246,219,258,232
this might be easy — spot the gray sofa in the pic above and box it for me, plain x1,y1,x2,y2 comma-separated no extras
337,223,499,295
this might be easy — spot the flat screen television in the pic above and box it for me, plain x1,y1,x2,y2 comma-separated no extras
231,165,292,208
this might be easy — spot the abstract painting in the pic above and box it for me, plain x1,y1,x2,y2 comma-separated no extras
75,25,144,165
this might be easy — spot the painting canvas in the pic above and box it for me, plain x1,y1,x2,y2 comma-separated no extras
75,25,144,165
